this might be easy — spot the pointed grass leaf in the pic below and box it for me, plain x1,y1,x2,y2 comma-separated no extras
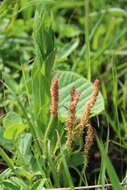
56,39,79,61
15,167,35,181
97,137,122,190
31,179,46,190
31,65,49,128
55,71,104,120
2,180,19,190
32,8,55,128
34,8,54,66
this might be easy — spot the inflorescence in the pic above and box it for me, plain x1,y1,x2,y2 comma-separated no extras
50,77,100,167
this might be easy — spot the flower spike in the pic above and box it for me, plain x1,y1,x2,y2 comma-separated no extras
50,76,59,116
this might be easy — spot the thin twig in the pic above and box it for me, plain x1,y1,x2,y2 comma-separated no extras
46,182,127,190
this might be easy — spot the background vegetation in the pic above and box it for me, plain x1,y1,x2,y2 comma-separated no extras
0,0,127,189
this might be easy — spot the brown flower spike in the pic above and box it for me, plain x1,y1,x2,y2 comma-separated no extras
66,87,80,146
78,79,100,137
50,76,59,116
70,87,76,102
79,79,100,167
84,124,94,167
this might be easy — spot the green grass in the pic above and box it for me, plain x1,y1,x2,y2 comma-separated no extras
0,0,127,189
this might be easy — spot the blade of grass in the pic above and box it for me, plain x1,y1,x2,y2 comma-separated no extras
97,136,123,190
0,147,14,171
84,0,91,81
60,147,74,189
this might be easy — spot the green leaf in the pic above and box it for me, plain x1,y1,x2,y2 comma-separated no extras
97,137,122,190
0,0,10,16
15,167,35,180
32,7,55,128
18,133,32,165
56,39,79,61
3,112,22,128
0,147,14,170
34,8,54,67
19,133,32,156
3,112,27,140
2,180,19,190
55,71,104,120
4,124,27,140
31,65,49,129
9,177,27,189
31,179,46,190
0,128,14,151
67,152,84,167
0,169,12,182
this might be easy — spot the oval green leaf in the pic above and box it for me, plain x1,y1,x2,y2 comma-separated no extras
3,112,27,140
55,71,104,120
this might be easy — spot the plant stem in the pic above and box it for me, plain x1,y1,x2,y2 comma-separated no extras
46,182,127,190
85,0,91,81
0,147,14,170
44,115,54,148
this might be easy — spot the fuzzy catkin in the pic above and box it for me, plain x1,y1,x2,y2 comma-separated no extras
66,89,80,146
50,76,59,116
78,79,100,137
84,124,94,167
70,87,76,101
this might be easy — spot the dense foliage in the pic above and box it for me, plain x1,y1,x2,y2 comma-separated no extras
0,0,127,190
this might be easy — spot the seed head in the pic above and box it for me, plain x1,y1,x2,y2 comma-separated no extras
66,88,80,146
50,76,59,116
78,79,100,137
84,124,94,168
